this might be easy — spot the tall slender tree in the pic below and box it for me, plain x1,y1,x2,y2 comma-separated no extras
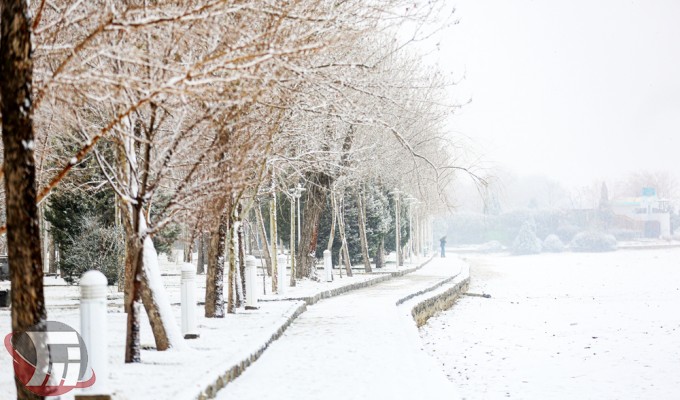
1,0,47,398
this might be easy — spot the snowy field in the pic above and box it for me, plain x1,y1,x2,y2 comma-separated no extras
421,248,680,400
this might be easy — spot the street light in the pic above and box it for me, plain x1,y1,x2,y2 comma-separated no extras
293,183,306,245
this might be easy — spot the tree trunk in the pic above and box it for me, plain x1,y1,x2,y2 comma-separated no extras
1,1,48,395
269,191,278,293
183,226,194,263
337,198,353,277
356,191,372,273
254,201,272,276
227,223,236,313
48,230,57,274
138,234,185,351
196,232,206,274
375,237,385,268
205,213,227,318
125,213,187,361
237,216,247,302
125,237,142,363
327,192,337,251
289,196,297,286
296,171,331,279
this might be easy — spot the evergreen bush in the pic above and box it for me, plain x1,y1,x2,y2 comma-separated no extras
570,231,617,252
542,234,565,252
512,220,542,255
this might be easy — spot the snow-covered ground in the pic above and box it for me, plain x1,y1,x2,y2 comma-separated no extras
421,248,680,400
214,256,465,400
0,253,426,399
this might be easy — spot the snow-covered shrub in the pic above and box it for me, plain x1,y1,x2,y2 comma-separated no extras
512,220,542,255
60,216,124,285
478,240,504,253
569,231,617,252
542,234,565,252
555,224,580,242
610,229,640,241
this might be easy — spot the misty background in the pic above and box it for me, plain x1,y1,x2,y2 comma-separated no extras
429,0,680,243
432,0,680,241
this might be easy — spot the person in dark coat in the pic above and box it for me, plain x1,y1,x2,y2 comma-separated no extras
440,236,447,257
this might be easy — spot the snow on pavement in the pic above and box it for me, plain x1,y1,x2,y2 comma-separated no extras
421,248,680,400
215,256,465,400
0,254,421,400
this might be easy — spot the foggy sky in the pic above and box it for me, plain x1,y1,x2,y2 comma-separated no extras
437,0,679,188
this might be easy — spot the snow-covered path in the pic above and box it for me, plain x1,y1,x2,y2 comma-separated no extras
215,257,464,400
421,249,680,400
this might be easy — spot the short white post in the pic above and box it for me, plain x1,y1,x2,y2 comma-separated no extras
80,270,109,396
181,263,199,339
277,254,287,296
323,250,333,282
175,249,183,266
245,255,259,309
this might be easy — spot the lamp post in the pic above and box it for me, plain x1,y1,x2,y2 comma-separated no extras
288,183,306,286
294,183,305,245
404,197,418,262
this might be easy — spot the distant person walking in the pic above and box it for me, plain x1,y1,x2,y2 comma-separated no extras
440,236,447,258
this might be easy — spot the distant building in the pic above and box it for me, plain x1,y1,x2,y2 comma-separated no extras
611,187,671,239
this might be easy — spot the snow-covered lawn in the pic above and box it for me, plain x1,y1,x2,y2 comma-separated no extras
421,248,680,400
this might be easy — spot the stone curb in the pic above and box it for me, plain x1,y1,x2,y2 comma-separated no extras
194,302,308,400
402,263,471,328
395,272,461,307
261,256,434,307
195,255,435,399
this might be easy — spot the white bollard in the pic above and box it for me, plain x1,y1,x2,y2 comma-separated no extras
245,255,259,309
181,263,199,339
323,250,333,282
80,270,109,395
277,254,287,296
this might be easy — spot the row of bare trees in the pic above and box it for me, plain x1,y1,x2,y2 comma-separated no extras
1,1,470,398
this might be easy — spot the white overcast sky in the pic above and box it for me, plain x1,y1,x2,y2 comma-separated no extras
433,0,680,188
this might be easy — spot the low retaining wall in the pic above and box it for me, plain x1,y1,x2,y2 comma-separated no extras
197,302,307,400
271,257,435,307
404,263,470,328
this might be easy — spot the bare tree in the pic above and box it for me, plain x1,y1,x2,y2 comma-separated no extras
1,1,47,398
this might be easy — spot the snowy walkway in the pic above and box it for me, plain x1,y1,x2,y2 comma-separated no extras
215,257,464,400
0,255,432,400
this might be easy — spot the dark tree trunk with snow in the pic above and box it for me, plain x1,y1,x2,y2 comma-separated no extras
327,193,337,251
374,237,386,268
123,208,180,360
205,213,227,317
254,201,272,275
227,224,237,313
296,171,332,279
124,222,144,363
197,232,206,274
337,198,353,277
237,216,247,303
356,191,372,273
1,2,48,397
48,231,57,274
